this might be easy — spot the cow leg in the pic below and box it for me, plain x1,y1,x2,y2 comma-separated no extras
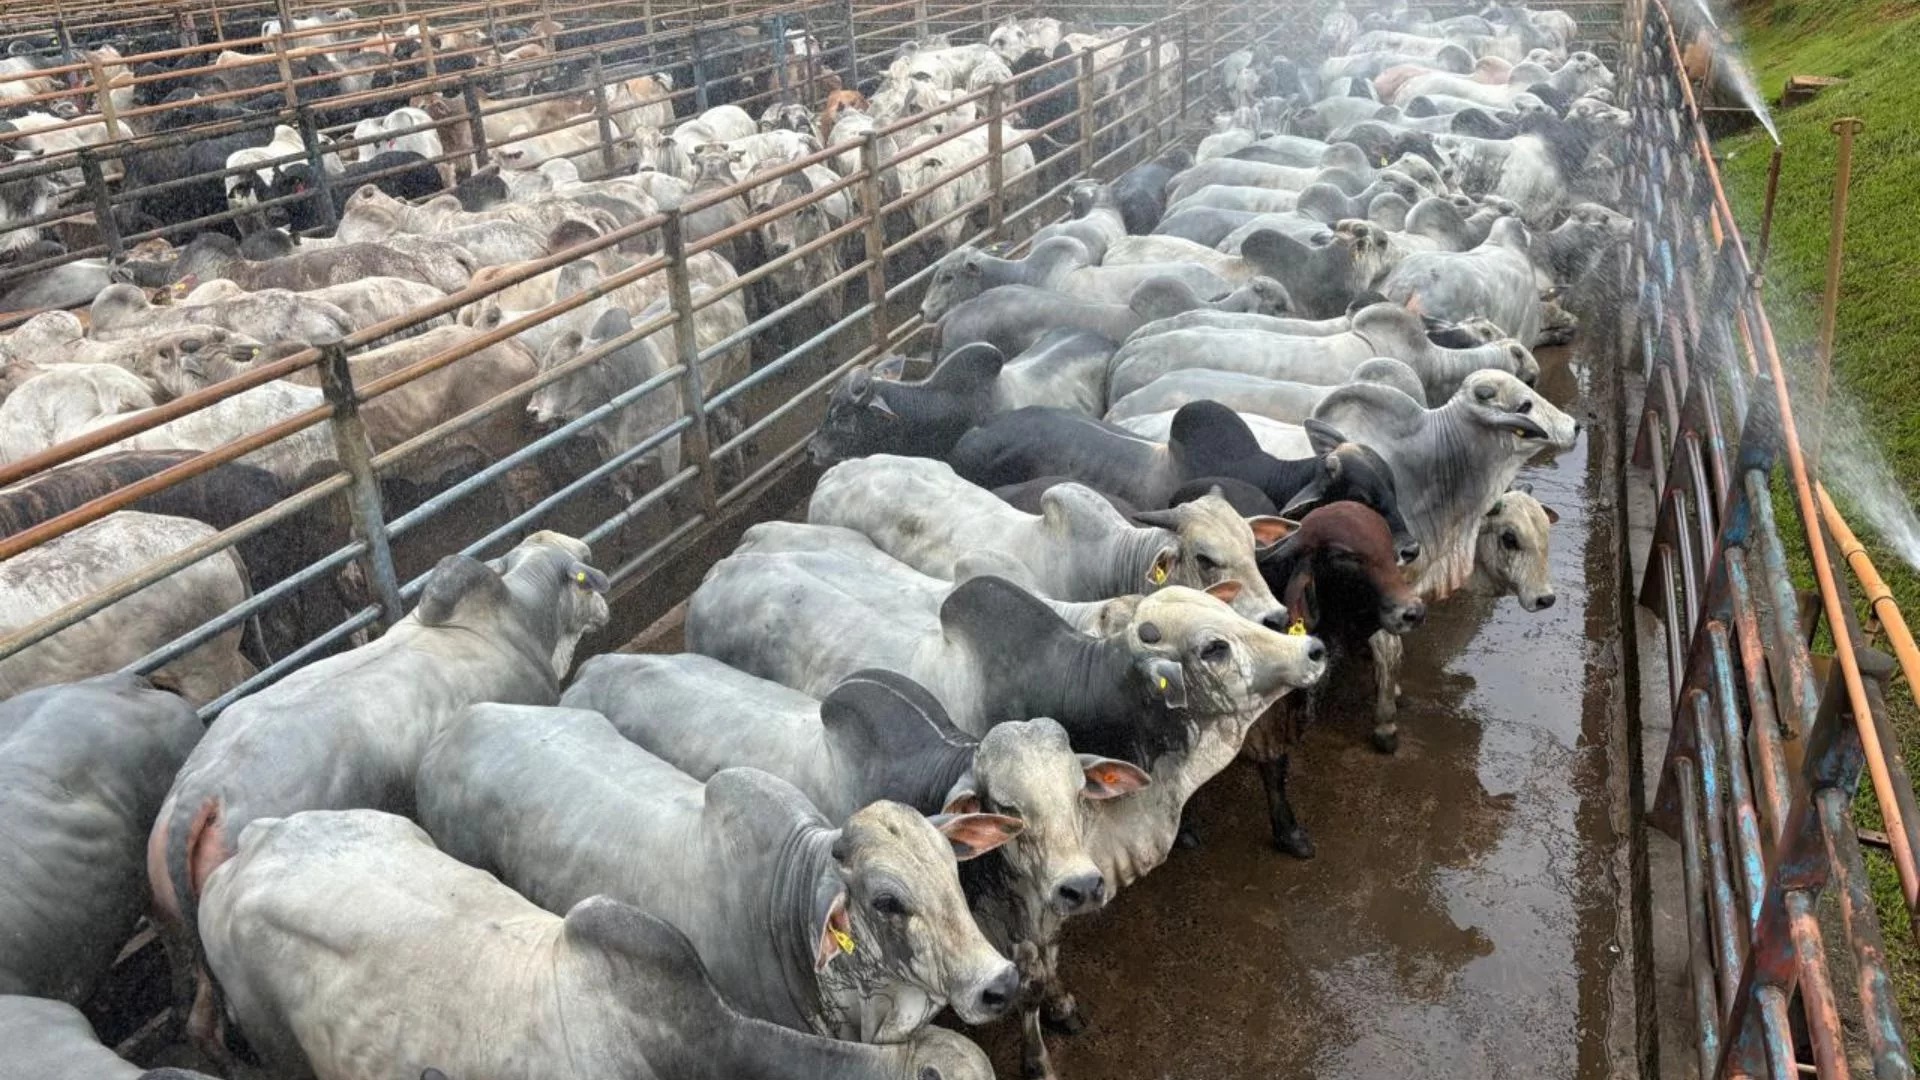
1258,751,1314,858
1369,630,1403,754
1013,940,1058,1080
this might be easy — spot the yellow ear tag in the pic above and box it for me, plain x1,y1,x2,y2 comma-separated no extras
831,928,856,955
573,570,588,585
1287,620,1307,637
1150,565,1168,585
1156,676,1168,691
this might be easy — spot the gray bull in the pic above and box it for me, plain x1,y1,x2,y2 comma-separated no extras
935,278,1288,360
810,455,1289,624
0,676,201,1004
415,704,1021,1043
918,237,1238,324
148,532,609,1053
199,809,994,1080
563,654,1149,1079
1107,301,1538,403
686,540,1329,887
0,995,216,1080
1381,217,1542,344
1105,361,1429,424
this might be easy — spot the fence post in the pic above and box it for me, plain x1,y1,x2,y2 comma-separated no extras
986,79,1004,237
1076,47,1096,176
1146,21,1162,153
660,210,722,514
294,105,340,233
858,132,890,351
588,54,620,175
484,0,500,53
913,0,928,41
417,17,438,78
77,148,124,260
843,0,858,87
459,75,491,173
86,55,122,143
271,33,300,112
316,342,406,629
691,27,710,112
1178,5,1191,124
770,12,791,106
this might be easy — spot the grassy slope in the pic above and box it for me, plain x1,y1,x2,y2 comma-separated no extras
1718,0,1920,1044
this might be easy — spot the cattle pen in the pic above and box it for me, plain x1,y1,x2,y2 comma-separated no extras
1,0,1919,1078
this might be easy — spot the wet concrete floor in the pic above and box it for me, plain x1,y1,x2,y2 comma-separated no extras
997,345,1633,1080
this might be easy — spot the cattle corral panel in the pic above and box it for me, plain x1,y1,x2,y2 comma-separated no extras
0,0,1290,717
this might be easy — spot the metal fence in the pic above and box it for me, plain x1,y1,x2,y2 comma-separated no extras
0,0,1301,719
1621,0,1919,1075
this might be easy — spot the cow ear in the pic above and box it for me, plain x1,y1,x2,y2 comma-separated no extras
867,390,898,418
1205,580,1243,605
564,560,609,595
1543,504,1562,525
1146,546,1176,588
557,260,601,300
422,1071,450,1080
1486,498,1506,517
813,889,852,971
589,306,632,342
1079,755,1152,799
1247,515,1294,550
1515,481,1534,495
872,354,908,380
929,812,1023,860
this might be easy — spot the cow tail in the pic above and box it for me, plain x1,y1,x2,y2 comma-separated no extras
162,796,203,944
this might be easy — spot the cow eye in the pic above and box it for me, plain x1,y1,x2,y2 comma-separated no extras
872,893,910,918
1194,553,1220,573
1515,399,1533,414
1500,530,1522,551
1199,638,1231,664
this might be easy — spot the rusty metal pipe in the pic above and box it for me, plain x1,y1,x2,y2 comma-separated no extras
1818,483,1920,750
1754,145,1784,278
1810,117,1864,480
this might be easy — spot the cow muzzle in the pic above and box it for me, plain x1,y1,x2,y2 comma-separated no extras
1052,870,1107,915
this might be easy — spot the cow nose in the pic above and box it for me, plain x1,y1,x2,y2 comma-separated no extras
1305,639,1327,663
1534,593,1557,610
1054,872,1106,914
1397,540,1421,564
975,966,1019,1018
1399,601,1426,630
1259,610,1289,633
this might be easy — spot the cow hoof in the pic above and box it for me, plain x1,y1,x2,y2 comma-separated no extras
1043,1008,1088,1037
1273,826,1316,859
1370,728,1400,755
1174,823,1202,849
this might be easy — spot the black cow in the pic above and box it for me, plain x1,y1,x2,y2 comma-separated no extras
1110,146,1192,234
267,151,445,233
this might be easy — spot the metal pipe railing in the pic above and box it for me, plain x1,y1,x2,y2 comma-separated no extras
1625,0,1920,1074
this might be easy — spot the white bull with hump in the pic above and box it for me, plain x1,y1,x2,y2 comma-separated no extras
808,455,1290,625
199,808,995,1080
1107,301,1539,404
687,525,1328,889
415,702,1022,1044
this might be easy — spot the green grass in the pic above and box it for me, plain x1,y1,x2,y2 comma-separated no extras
1717,0,1920,1045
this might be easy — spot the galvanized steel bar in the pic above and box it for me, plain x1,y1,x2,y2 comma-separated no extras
317,342,406,626
661,209,721,516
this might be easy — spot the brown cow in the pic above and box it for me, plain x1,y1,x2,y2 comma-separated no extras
1236,501,1425,859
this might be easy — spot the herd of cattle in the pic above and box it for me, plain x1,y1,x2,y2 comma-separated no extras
0,3,1629,1080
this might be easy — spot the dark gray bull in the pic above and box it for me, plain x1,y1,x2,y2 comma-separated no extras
948,404,1420,565
807,334,1114,464
199,809,994,1080
0,995,216,1080
809,454,1290,626
0,675,201,1004
147,532,610,1055
416,704,1022,1043
1107,300,1538,403
687,548,1328,889
1381,216,1542,344
564,654,1150,1079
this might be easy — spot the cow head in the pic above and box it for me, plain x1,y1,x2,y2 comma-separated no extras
1133,493,1292,630
1461,369,1579,453
1476,484,1558,611
945,716,1147,917
823,800,1020,1026
920,246,993,324
1262,502,1426,638
1122,585,1327,720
